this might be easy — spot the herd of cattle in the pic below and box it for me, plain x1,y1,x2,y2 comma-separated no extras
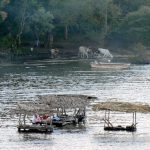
50,46,113,59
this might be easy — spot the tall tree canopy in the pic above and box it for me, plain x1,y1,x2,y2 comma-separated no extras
120,6,150,46
0,0,149,53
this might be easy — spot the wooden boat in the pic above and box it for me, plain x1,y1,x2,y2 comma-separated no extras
91,62,130,69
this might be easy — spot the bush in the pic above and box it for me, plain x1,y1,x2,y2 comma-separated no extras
130,55,150,64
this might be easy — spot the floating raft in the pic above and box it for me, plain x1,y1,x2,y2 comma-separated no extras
104,125,136,132
103,110,137,132
18,124,53,133
9,94,94,133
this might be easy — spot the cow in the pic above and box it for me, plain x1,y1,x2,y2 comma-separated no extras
78,46,92,58
98,48,113,58
50,48,59,58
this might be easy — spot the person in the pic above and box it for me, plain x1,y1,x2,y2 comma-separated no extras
41,114,49,120
36,114,42,124
46,116,52,125
32,114,42,124
52,114,61,121
41,114,52,125
31,114,36,124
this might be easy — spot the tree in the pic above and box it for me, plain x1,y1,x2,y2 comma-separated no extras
2,0,54,50
48,0,83,40
119,6,150,46
30,7,54,47
0,0,9,23
5,0,36,48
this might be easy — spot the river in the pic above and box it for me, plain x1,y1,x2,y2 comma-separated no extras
0,60,150,150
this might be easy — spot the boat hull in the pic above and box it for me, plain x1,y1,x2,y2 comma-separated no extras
91,63,130,69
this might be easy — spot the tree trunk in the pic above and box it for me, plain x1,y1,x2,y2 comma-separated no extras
50,34,53,48
104,3,108,35
65,25,68,40
35,30,40,47
16,0,28,47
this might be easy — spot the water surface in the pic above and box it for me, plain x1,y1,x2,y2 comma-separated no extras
0,60,150,150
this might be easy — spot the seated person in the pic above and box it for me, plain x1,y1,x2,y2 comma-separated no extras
41,114,49,120
41,114,52,125
46,116,52,125
32,114,42,124
52,114,61,121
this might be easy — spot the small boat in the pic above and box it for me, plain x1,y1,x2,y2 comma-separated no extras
91,62,130,69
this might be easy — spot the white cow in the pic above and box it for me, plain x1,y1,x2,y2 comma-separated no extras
78,46,91,58
98,48,113,58
50,48,59,58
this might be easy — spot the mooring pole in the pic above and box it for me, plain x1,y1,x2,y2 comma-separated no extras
19,114,21,125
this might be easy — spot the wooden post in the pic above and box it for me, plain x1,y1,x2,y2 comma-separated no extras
104,110,106,127
135,111,136,127
61,108,63,115
64,109,66,115
74,108,77,116
83,107,86,116
76,109,80,115
23,114,26,125
108,110,110,127
57,108,59,116
18,114,21,125
133,112,134,125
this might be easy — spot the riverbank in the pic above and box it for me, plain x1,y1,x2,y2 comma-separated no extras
0,42,150,64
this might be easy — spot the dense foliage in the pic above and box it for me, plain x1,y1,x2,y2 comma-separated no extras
0,0,150,54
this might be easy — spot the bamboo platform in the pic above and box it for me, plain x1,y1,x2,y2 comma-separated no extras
104,125,136,132
17,124,53,133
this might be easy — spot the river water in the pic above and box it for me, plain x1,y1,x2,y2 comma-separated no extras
0,60,150,150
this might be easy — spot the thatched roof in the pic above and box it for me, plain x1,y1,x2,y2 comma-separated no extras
93,101,150,113
37,94,95,109
10,102,55,115
10,94,96,115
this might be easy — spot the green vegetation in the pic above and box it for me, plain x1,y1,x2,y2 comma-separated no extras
0,0,150,59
